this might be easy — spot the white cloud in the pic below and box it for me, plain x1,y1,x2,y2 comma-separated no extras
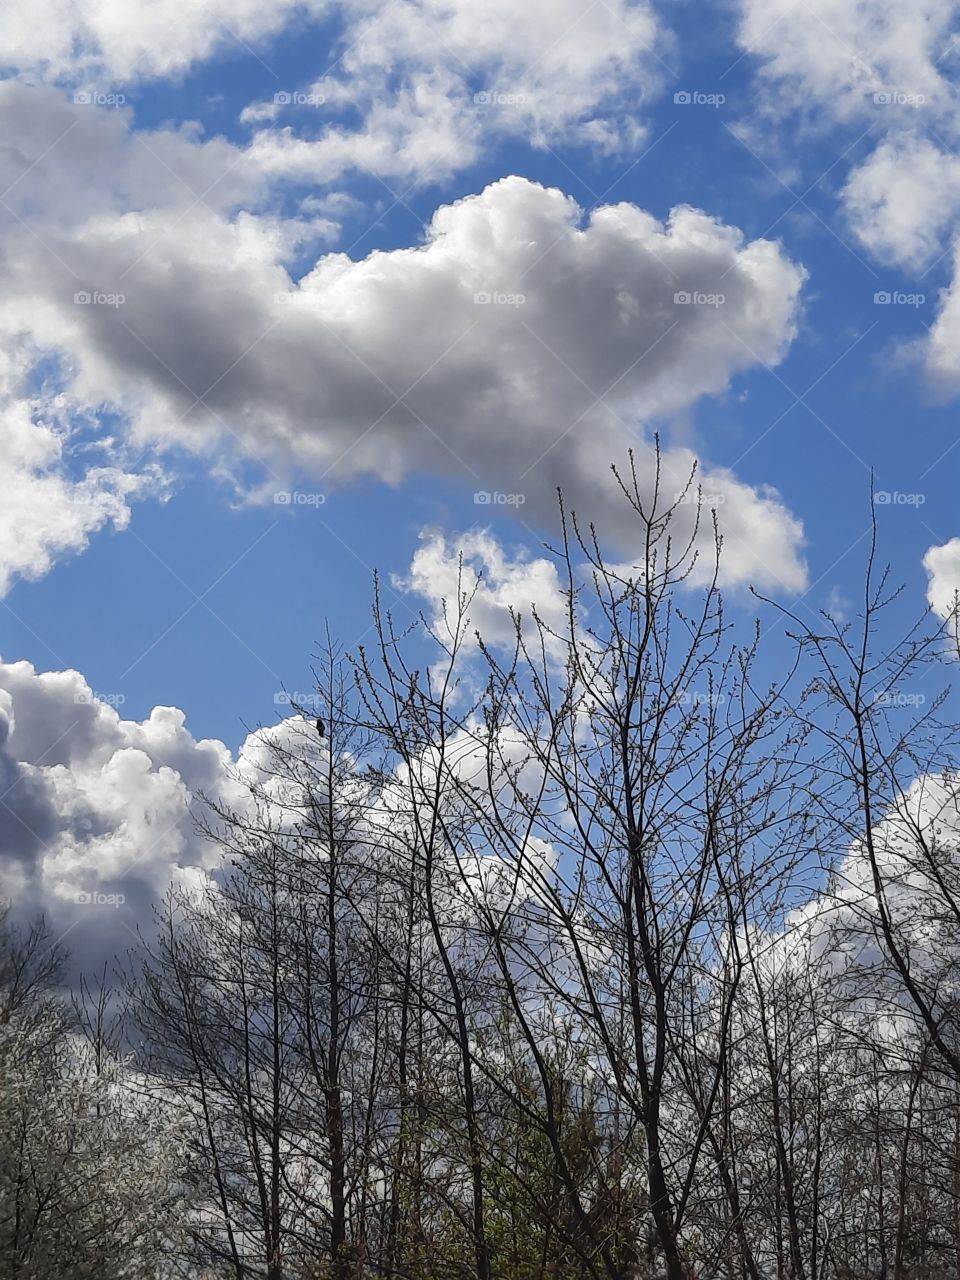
783,771,960,1044
245,0,665,185
0,655,333,971
924,536,960,619
737,0,959,124
0,341,162,594
0,89,807,589
0,0,333,83
0,659,234,964
842,133,960,271
0,0,666,187
736,0,960,396
918,242,960,395
398,528,571,662
0,81,328,590
844,132,960,401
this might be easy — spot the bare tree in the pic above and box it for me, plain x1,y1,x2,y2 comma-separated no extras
0,908,182,1280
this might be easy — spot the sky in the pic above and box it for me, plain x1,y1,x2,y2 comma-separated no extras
2,0,960,963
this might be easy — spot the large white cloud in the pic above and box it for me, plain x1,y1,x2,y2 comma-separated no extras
0,659,235,967
1,0,666,187
244,0,664,185
0,656,335,972
0,84,808,590
0,82,325,591
782,771,960,1053
0,646,540,974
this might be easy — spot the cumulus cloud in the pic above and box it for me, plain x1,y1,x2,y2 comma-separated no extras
398,528,571,664
1,0,666,188
924,536,960,620
0,0,332,84
737,0,959,123
839,135,960,377
915,241,960,397
0,659,226,966
842,134,960,271
0,86,807,589
245,0,664,185
0,656,336,972
0,646,553,976
838,128,960,402
0,81,328,590
780,771,960,1048
736,0,960,397
0,341,163,594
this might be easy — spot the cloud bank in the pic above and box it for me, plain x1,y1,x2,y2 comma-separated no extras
0,81,808,591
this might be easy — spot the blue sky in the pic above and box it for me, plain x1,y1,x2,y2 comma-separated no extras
2,0,960,952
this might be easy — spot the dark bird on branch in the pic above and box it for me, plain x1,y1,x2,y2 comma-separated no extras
316,717,325,738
